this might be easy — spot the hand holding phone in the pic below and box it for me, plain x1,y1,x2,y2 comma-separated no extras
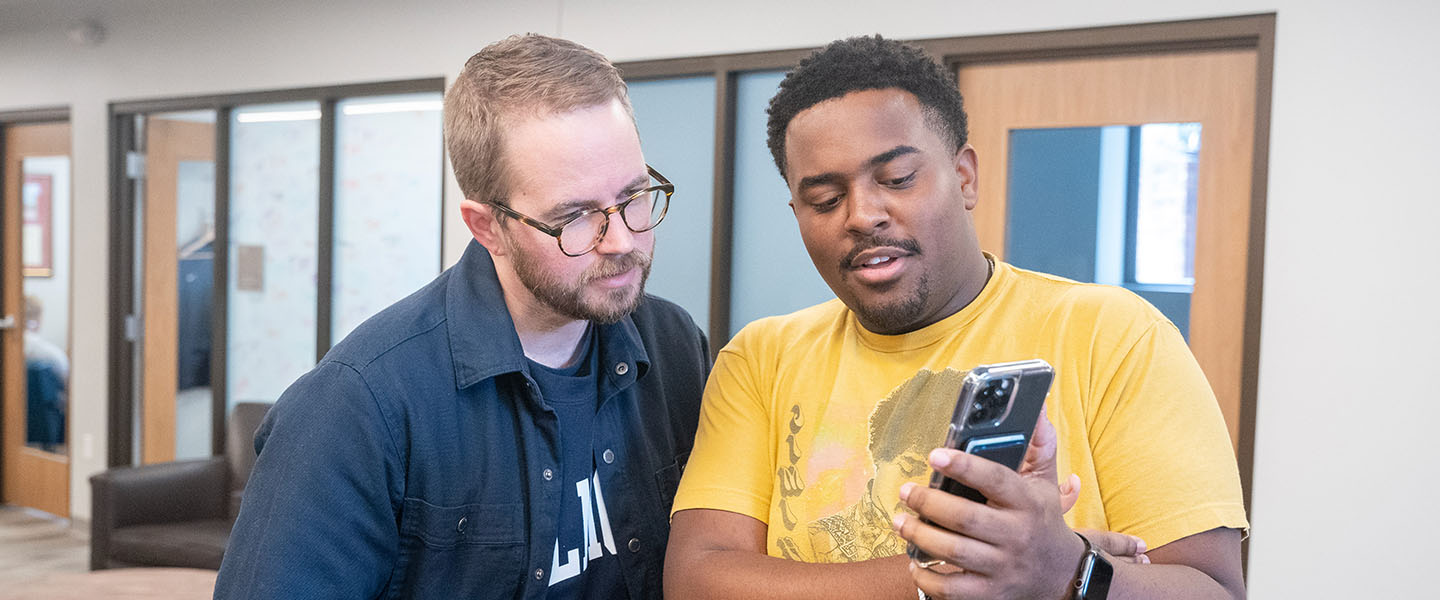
906,359,1054,565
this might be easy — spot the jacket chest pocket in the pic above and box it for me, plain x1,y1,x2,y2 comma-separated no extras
394,498,527,599
653,450,691,510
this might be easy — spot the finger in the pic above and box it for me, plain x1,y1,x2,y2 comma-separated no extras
925,448,1031,509
1077,528,1147,559
910,558,986,600
1018,403,1058,481
1058,474,1081,513
892,512,1005,575
1107,552,1151,565
901,481,1011,544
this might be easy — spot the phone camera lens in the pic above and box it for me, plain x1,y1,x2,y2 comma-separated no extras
969,400,990,425
968,379,1013,426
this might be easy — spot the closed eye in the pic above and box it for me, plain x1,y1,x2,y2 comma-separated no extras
812,195,843,212
884,172,917,187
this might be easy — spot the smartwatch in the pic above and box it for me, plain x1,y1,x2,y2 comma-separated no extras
1071,532,1113,600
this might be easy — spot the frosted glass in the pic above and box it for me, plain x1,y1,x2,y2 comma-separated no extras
227,102,320,408
628,76,716,331
728,71,834,339
331,92,444,345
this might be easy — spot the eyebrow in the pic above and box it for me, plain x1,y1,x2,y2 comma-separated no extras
795,145,921,191
544,173,651,220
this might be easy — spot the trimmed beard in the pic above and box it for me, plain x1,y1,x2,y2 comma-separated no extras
838,235,928,333
851,273,930,334
506,236,652,325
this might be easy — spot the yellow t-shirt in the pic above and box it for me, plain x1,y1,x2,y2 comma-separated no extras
672,260,1248,562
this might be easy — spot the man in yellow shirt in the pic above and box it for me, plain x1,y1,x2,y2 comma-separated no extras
665,35,1248,600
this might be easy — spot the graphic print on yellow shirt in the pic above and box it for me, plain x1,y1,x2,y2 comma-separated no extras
797,368,964,563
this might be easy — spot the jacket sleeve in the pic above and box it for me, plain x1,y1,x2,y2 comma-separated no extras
214,361,404,599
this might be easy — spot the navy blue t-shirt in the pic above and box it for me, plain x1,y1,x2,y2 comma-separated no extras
529,327,629,600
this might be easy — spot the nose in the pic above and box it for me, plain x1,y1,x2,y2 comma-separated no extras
592,210,636,256
844,183,890,235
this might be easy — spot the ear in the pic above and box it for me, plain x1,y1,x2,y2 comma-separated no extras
953,144,980,211
460,198,508,257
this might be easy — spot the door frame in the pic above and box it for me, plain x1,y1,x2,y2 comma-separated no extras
916,13,1276,528
0,106,73,515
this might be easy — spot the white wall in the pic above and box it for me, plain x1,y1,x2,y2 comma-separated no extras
3,1,1438,596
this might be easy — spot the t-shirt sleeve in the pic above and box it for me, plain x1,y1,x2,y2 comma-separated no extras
1086,319,1250,550
670,333,776,524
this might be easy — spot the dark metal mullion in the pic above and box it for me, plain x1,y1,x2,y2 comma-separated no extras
707,72,738,355
106,110,137,467
316,100,336,362
211,108,232,458
0,107,71,124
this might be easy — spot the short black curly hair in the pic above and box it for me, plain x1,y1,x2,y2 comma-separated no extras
766,35,968,180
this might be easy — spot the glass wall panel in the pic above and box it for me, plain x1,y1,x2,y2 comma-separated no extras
166,112,219,460
628,76,716,329
331,92,444,344
20,155,70,453
728,71,833,338
227,102,320,409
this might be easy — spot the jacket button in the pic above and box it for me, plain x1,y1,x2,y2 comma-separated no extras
534,568,545,580
543,468,554,481
614,362,628,376
602,449,615,464
628,538,641,553
456,517,467,534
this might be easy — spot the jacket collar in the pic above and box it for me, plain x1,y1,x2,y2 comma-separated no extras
445,240,650,389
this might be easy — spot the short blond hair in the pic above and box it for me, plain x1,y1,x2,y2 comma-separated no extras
444,34,632,207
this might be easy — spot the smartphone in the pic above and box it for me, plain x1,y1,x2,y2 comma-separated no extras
906,359,1055,565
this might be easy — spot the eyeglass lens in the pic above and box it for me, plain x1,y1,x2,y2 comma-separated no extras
556,188,667,255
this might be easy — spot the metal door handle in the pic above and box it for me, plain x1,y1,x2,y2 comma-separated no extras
0,315,16,330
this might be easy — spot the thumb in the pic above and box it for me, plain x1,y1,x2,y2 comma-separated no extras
1017,403,1059,483
1058,473,1082,513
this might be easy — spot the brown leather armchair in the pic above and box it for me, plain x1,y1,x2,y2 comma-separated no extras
89,402,271,570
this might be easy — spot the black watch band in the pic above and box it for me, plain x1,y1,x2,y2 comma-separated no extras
1071,532,1114,600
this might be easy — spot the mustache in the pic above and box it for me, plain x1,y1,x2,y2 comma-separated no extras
583,250,652,282
839,236,922,270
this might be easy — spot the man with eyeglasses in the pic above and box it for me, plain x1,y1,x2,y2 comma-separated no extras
216,34,708,599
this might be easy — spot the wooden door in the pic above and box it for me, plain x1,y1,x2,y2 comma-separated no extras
141,118,215,464
959,49,1258,453
1,121,71,516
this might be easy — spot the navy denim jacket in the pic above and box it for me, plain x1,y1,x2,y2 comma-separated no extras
214,241,710,599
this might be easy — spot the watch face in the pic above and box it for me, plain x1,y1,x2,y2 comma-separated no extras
1076,552,1114,600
